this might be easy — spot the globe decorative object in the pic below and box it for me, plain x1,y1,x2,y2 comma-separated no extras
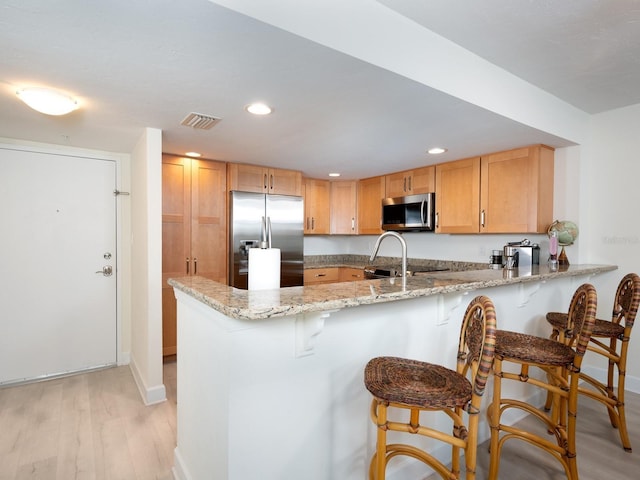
548,220,579,265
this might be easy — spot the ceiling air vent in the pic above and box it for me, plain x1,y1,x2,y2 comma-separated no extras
180,112,221,130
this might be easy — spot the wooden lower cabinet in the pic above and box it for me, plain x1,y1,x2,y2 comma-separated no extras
304,267,340,285
304,267,364,285
162,154,227,356
339,267,364,282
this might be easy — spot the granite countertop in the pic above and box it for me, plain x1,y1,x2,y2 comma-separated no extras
302,254,487,272
168,263,617,321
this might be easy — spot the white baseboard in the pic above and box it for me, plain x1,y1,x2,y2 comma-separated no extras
129,354,167,405
172,447,192,480
582,364,640,393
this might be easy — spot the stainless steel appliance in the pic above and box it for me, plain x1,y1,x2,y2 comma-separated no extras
503,240,540,270
381,193,435,231
228,191,304,289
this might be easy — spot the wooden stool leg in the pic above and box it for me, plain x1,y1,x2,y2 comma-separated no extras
465,410,480,480
616,341,632,451
372,400,388,480
487,357,503,480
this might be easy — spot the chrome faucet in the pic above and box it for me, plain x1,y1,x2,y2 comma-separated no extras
370,231,407,287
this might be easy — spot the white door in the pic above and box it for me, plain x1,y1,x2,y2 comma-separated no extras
0,146,117,384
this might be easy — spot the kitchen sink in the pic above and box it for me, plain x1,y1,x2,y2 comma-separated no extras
364,266,449,279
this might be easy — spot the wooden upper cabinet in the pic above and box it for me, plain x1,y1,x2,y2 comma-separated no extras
330,181,357,234
385,166,435,198
303,178,330,234
480,145,554,233
357,175,385,235
227,163,302,196
435,157,481,233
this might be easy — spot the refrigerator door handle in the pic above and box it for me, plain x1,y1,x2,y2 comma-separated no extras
261,216,267,244
267,216,272,248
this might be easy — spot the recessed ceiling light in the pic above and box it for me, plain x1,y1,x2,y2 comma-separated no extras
328,173,341,177
16,87,79,116
185,152,202,158
428,147,447,155
245,102,273,115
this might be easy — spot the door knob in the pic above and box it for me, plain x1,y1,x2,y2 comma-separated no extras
96,265,113,276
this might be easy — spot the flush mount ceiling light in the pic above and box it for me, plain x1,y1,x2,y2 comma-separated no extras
245,102,273,115
328,172,341,177
16,87,79,115
428,147,448,155
185,151,202,158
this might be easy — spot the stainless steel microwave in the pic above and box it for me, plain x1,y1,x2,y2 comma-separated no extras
381,193,435,231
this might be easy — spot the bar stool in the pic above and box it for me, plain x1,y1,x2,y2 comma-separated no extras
487,283,597,480
545,272,640,452
364,295,497,480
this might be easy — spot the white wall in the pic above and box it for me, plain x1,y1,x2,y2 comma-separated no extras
129,127,166,405
580,103,640,391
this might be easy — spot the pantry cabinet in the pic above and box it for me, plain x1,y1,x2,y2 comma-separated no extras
330,181,358,234
385,166,435,198
357,175,386,234
227,163,302,196
162,154,227,355
303,178,330,234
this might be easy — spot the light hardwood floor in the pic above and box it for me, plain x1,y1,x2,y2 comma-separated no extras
425,389,640,479
0,361,177,480
1,361,638,479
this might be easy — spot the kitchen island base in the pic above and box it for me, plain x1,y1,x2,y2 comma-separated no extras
170,267,614,480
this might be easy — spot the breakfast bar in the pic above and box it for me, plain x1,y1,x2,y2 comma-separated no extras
169,264,616,480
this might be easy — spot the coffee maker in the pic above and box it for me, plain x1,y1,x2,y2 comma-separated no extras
503,239,540,270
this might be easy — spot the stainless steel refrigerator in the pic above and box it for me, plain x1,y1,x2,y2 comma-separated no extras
228,191,304,289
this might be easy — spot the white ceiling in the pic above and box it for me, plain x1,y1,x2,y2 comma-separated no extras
1,0,639,179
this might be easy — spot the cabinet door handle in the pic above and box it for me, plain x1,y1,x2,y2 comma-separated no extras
480,209,486,228
264,173,268,190
311,217,315,230
316,273,326,277
186,257,190,274
306,217,310,230
351,217,355,231
270,174,274,190
435,212,439,228
194,257,197,275
403,177,407,192
408,176,412,192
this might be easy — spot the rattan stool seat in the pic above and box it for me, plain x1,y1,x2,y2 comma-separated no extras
496,330,575,366
365,357,472,409
546,312,625,338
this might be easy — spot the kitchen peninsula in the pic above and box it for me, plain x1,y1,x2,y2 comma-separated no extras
169,263,616,480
